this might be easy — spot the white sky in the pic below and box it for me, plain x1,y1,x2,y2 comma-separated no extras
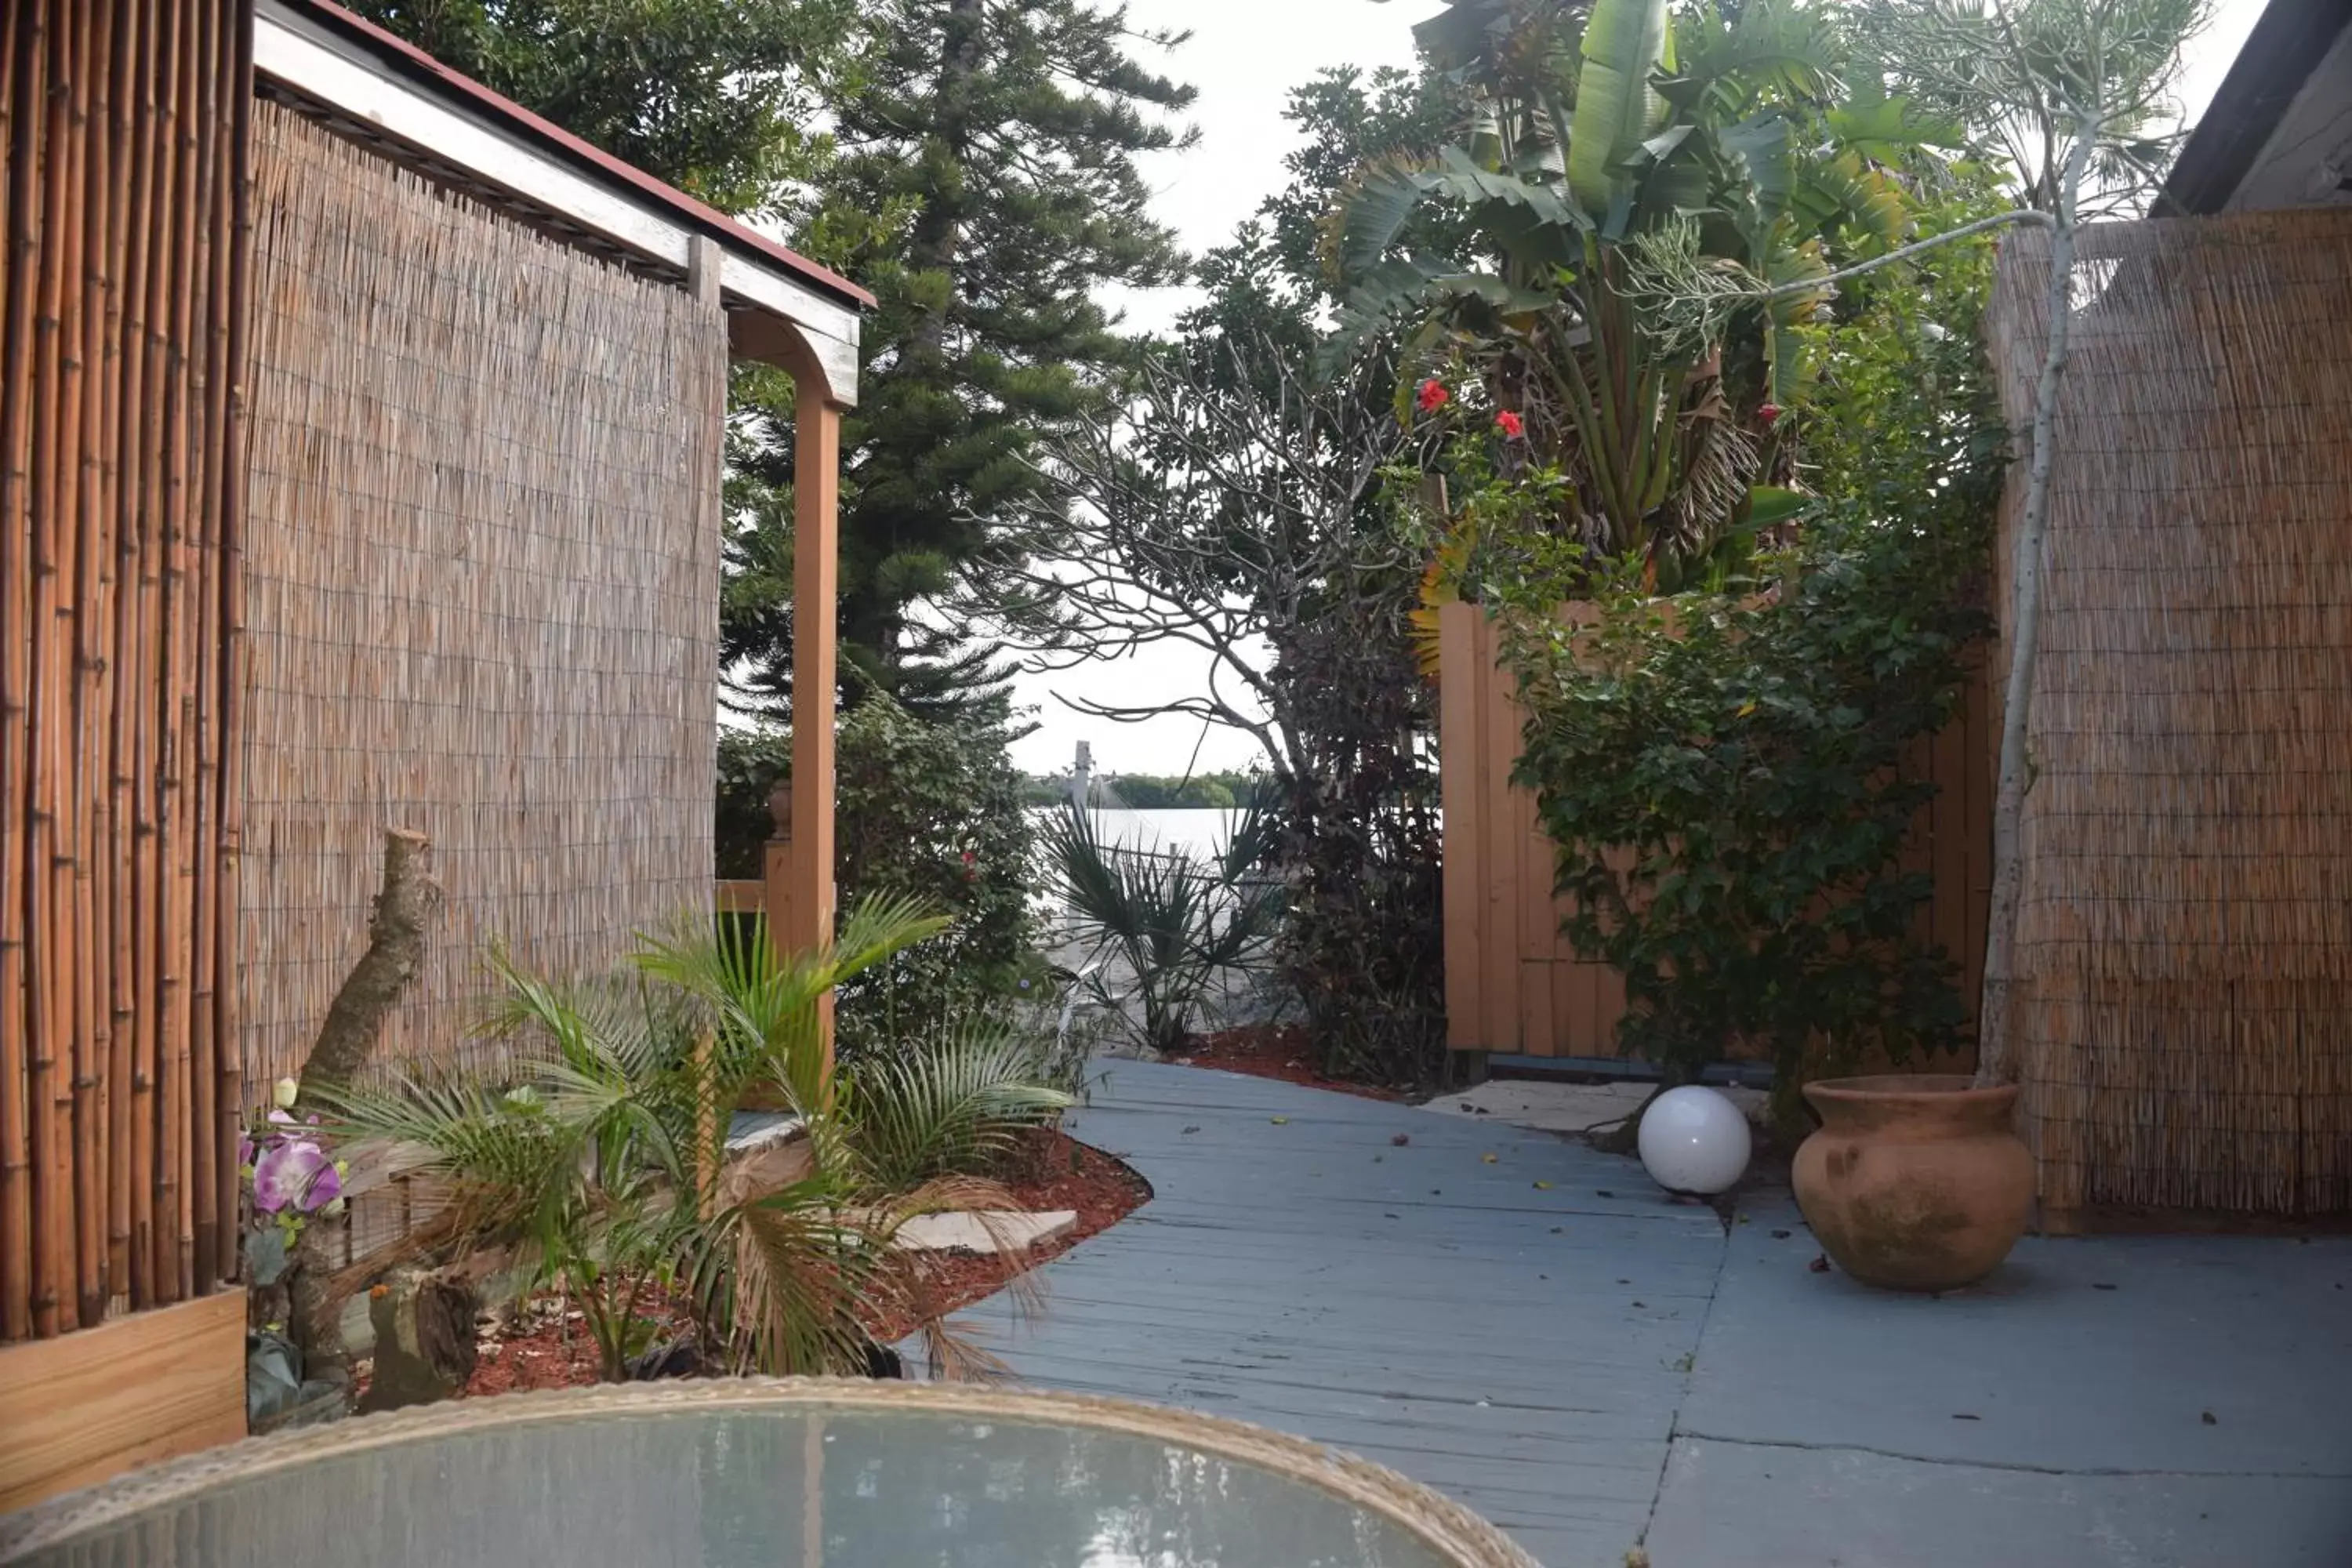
1001,0,2267,780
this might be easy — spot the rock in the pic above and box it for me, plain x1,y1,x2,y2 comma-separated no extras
626,1334,704,1381
360,1265,480,1414
892,1210,1079,1255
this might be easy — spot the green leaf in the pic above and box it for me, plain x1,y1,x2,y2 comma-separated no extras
1569,0,1675,216
246,1225,289,1287
1825,96,1966,159
1743,487,1817,528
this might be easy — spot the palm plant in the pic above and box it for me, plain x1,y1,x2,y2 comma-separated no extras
1339,0,1955,574
1042,801,1286,1058
322,897,1067,1384
841,1020,1077,1193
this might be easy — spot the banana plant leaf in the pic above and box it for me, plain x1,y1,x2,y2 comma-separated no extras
1568,0,1676,216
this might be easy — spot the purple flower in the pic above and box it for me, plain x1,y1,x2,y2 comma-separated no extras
252,1138,336,1214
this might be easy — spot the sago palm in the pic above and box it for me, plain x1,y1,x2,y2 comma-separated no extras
323,896,1065,1383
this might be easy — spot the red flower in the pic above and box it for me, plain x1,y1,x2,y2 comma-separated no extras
1417,379,1450,413
1494,409,1525,440
1758,402,1783,426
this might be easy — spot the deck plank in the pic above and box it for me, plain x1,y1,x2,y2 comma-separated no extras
909,1062,1726,1567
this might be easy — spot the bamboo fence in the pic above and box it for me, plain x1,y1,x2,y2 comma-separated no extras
1438,601,1992,1067
1,0,253,1341
238,104,724,1130
1988,212,2352,1218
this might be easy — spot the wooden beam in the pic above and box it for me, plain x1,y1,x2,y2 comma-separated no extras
786,374,839,1082
0,1290,245,1512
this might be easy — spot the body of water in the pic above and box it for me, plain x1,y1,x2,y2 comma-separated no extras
1028,807,1243,862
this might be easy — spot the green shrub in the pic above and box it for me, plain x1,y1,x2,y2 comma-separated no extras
1461,190,2008,1118
321,899,1007,1381
717,695,1035,1061
1495,514,1985,1107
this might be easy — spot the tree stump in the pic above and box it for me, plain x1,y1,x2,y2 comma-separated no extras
358,1266,480,1414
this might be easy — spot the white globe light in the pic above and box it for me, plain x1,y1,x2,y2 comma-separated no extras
1638,1086,1752,1196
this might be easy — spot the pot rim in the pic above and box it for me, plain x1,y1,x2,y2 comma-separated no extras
1801,1073,2018,1108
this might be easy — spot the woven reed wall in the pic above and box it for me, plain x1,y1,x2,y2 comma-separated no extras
2,0,252,1341
239,103,724,1096
1988,212,2352,1218
1438,602,1991,1064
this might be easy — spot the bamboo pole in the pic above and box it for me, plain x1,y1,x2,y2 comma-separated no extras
0,0,48,1343
181,0,223,1303
67,0,118,1330
88,0,130,1310
120,0,163,1313
49,0,95,1337
100,0,151,1312
130,0,183,1309
213,0,254,1289
25,0,76,1339
158,0,203,1303
191,0,238,1288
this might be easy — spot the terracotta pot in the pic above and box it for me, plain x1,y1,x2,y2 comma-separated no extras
1792,1074,2033,1292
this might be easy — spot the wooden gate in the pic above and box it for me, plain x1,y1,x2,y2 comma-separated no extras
1438,602,1991,1062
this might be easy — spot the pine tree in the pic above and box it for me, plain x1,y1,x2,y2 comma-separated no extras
722,0,1196,717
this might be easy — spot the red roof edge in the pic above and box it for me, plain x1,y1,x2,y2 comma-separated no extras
285,0,877,314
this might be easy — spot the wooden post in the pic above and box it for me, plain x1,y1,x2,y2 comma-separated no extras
761,783,793,947
786,376,839,1080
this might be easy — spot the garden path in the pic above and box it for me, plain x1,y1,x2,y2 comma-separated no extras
911,1061,2352,1566
907,1060,1728,1567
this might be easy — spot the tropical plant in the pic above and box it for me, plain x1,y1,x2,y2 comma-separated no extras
972,72,1458,1087
1042,802,1287,1058
322,898,1067,1384
1476,173,2009,1128
840,1022,1076,1193
1339,0,1957,576
1492,510,1988,1131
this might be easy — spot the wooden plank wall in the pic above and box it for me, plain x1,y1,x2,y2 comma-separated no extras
0,1288,245,1512
2,0,254,1343
1439,602,1991,1062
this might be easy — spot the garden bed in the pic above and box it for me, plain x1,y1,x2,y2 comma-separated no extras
1174,1024,1411,1101
372,1126,1150,1400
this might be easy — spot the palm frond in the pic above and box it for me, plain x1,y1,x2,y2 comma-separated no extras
841,1022,1076,1192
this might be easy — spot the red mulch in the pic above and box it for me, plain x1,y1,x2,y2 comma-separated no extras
463,1285,696,1399
859,1127,1151,1345
364,1126,1149,1399
1174,1024,1410,1101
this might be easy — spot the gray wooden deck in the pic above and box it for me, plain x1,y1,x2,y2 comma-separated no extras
909,1060,1728,1568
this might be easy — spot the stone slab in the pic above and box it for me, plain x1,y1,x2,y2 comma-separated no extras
1420,1078,1767,1137
1644,1436,2352,1568
1682,1192,2352,1478
892,1209,1077,1255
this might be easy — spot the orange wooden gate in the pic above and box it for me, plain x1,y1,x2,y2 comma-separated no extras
1438,602,1991,1061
